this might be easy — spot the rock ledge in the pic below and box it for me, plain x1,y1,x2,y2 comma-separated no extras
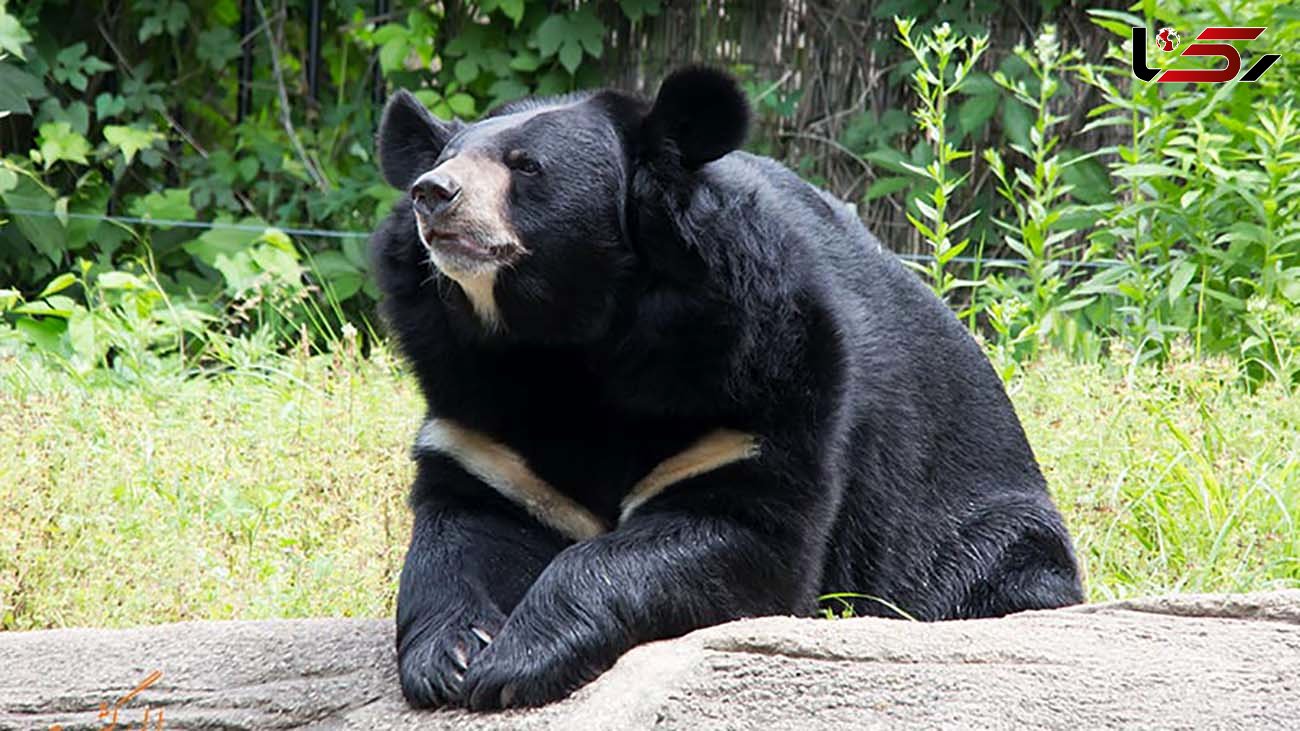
3,591,1298,729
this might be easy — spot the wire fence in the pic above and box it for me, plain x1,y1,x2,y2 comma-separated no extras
0,207,366,240
0,207,1126,270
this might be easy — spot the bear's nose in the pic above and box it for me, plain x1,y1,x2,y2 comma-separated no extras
410,171,462,218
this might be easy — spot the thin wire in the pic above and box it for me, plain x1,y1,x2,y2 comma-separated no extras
0,206,1125,268
0,207,368,239
894,253,1124,270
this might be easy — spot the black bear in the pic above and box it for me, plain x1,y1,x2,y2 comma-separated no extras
370,67,1083,711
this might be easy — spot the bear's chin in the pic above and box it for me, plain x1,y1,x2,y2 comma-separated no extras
418,229,522,275
426,238,503,272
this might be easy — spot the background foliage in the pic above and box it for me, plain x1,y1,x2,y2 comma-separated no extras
0,0,1297,388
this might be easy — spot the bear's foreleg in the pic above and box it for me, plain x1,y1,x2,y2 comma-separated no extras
462,466,823,709
396,495,566,708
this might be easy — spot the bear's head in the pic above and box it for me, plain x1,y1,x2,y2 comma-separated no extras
375,66,750,343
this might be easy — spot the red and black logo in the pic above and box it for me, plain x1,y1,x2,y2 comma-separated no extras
1132,26,1281,83
1155,27,1180,52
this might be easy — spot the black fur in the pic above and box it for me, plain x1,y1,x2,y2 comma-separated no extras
377,90,463,190
641,65,751,169
371,68,1083,711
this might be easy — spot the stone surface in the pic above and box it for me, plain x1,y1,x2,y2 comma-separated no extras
2,591,1298,730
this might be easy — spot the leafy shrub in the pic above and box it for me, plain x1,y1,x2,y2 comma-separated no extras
1073,2,1299,388
891,6,1299,388
894,17,988,304
1,0,1296,388
0,0,661,370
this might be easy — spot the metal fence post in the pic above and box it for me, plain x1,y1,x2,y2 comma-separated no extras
307,0,322,104
237,0,255,121
373,0,389,107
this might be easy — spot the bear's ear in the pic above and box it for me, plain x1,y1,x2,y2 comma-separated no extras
641,66,750,169
377,90,462,190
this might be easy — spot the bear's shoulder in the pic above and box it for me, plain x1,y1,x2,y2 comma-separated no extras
666,150,889,302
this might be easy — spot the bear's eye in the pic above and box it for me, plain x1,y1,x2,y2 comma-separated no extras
506,150,541,176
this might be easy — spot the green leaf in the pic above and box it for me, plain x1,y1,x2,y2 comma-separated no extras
569,10,605,57
535,16,569,58
328,271,363,301
36,121,91,169
258,227,296,254
312,251,363,301
14,295,75,317
1087,9,1145,38
447,93,476,117
311,250,359,278
197,27,242,69
237,156,259,181
509,51,542,72
97,271,149,290
95,93,127,120
0,176,66,261
1060,154,1113,205
138,0,190,42
1055,296,1098,312
558,42,582,74
454,57,479,84
413,89,442,108
37,99,90,136
379,37,409,72
372,23,409,45
52,42,111,92
861,148,911,174
249,243,303,282
103,124,165,165
38,272,77,298
16,316,67,352
0,62,47,115
488,78,530,104
958,72,996,96
1001,99,1033,150
0,10,33,59
498,0,525,24
1088,17,1132,39
1112,164,1180,179
1200,287,1246,309
958,94,998,134
1168,261,1197,304
66,307,100,372
182,222,260,266
1280,273,1300,304
936,239,970,265
129,188,195,222
905,212,937,241
619,0,662,23
1226,221,1271,247
212,251,260,294
342,237,367,268
914,197,940,224
865,176,912,201
0,82,28,115
534,68,569,96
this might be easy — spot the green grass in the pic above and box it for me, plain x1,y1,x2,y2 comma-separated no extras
2,347,1297,630
1014,351,1299,600
0,348,420,630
